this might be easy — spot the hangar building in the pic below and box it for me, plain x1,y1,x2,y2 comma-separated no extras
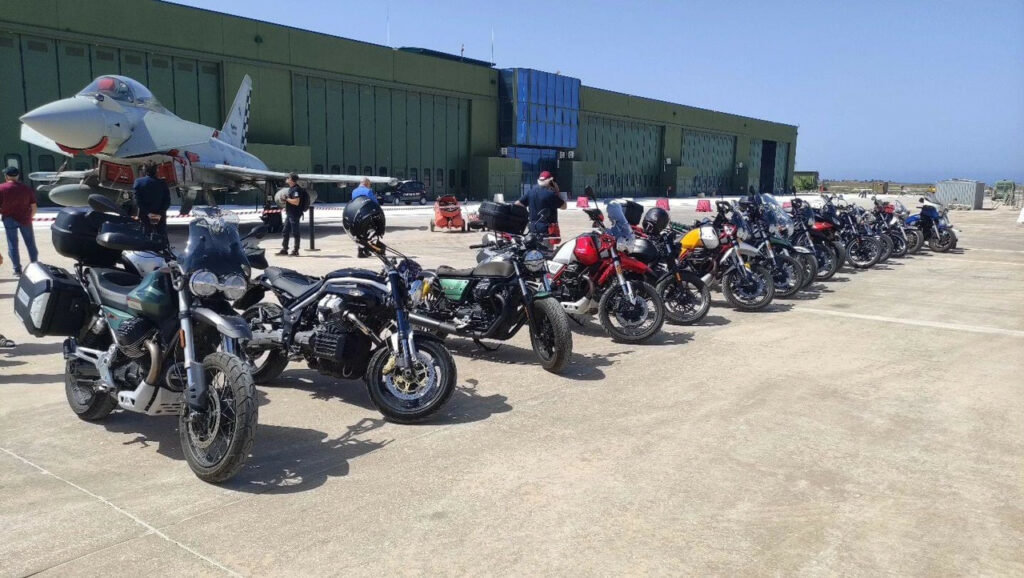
0,0,797,202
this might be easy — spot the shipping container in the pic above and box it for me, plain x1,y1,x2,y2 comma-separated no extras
935,179,985,210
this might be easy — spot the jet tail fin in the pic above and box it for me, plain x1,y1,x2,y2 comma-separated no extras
219,74,252,150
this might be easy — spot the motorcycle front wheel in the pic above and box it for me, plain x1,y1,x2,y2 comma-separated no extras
795,253,818,289
722,265,775,311
846,237,881,268
529,298,573,373
180,352,259,484
905,229,924,254
365,336,457,423
888,232,908,258
929,229,954,253
598,281,665,343
877,234,893,263
656,273,711,325
772,254,805,298
814,243,840,281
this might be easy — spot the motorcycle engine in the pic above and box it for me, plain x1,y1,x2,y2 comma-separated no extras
310,320,371,379
113,317,156,358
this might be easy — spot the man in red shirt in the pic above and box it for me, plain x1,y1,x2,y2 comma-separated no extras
0,166,39,276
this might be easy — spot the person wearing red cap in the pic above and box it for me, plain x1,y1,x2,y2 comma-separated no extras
515,170,566,243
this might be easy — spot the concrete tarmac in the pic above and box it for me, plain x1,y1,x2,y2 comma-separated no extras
1,202,1022,576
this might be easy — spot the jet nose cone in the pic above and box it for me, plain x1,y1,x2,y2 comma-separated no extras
20,98,106,150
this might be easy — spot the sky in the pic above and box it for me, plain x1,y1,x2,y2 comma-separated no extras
173,0,1024,184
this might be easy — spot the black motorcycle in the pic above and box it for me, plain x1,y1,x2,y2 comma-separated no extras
409,232,573,373
241,200,457,423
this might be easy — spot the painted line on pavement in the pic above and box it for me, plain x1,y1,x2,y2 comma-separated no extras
968,248,1024,254
795,308,1024,337
952,259,1024,267
0,446,242,577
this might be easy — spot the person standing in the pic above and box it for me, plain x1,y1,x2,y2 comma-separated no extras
278,173,308,256
132,161,170,242
351,177,378,203
515,170,566,241
0,166,39,277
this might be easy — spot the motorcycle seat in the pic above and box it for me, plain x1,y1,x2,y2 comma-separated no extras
436,261,515,278
88,268,141,310
264,266,320,298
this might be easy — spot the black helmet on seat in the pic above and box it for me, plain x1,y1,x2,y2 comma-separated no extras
343,196,386,240
642,207,670,235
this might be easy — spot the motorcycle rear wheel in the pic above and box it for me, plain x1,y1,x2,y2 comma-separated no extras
846,237,881,268
65,331,117,421
722,265,775,311
877,234,893,263
656,273,711,325
365,336,457,423
888,232,908,258
180,352,259,484
906,229,924,254
529,298,573,373
598,281,665,343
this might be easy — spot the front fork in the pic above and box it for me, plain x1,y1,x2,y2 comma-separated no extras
611,251,637,302
388,270,418,368
179,289,208,412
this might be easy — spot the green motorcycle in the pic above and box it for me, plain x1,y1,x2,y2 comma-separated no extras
14,196,259,483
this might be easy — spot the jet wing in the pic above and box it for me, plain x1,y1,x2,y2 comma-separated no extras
21,125,74,157
114,111,212,158
194,163,399,186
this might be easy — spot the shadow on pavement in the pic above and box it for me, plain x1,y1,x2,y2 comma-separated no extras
106,412,392,495
446,338,623,381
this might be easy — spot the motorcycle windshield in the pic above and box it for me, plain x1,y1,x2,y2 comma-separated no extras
179,207,248,276
759,194,794,229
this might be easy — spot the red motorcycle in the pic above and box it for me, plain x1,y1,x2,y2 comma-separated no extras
541,208,665,343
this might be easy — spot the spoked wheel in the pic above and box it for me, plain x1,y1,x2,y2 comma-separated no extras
180,352,258,483
846,237,881,268
598,281,665,343
529,298,573,373
722,265,775,311
656,273,711,325
242,304,289,385
906,229,924,254
771,254,805,298
365,336,457,423
888,232,908,258
795,253,818,289
813,243,840,281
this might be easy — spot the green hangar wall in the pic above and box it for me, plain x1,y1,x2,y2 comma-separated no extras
0,0,796,201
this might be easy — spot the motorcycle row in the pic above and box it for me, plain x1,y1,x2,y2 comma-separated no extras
12,191,960,483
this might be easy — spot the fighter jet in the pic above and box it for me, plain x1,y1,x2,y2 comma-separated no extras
19,74,394,211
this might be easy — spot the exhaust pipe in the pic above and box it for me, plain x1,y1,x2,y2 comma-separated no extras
144,339,162,385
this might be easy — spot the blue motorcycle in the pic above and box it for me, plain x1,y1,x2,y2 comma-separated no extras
905,194,959,253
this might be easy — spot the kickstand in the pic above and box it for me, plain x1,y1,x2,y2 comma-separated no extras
473,339,501,352
568,314,586,327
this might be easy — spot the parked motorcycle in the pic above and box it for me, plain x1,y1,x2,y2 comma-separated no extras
788,198,841,281
409,230,573,374
907,194,959,252
680,201,775,311
627,208,712,325
542,207,665,343
751,194,818,289
242,197,457,423
15,195,259,483
822,196,882,269
736,196,807,298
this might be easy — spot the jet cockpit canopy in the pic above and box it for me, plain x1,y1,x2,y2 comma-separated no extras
78,76,165,111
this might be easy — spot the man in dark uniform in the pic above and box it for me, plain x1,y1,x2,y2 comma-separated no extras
515,170,566,242
132,161,170,242
278,173,308,256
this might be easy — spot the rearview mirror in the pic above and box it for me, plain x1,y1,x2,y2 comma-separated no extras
242,224,269,241
919,197,925,202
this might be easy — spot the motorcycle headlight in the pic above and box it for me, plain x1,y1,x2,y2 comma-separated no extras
523,250,546,273
220,274,248,300
189,271,218,297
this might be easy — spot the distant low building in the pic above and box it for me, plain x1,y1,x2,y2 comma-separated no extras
794,171,819,190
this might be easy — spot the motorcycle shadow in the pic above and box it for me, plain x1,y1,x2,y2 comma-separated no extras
708,300,794,313
267,368,513,426
786,284,835,301
683,314,730,327
446,338,623,382
106,411,392,495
